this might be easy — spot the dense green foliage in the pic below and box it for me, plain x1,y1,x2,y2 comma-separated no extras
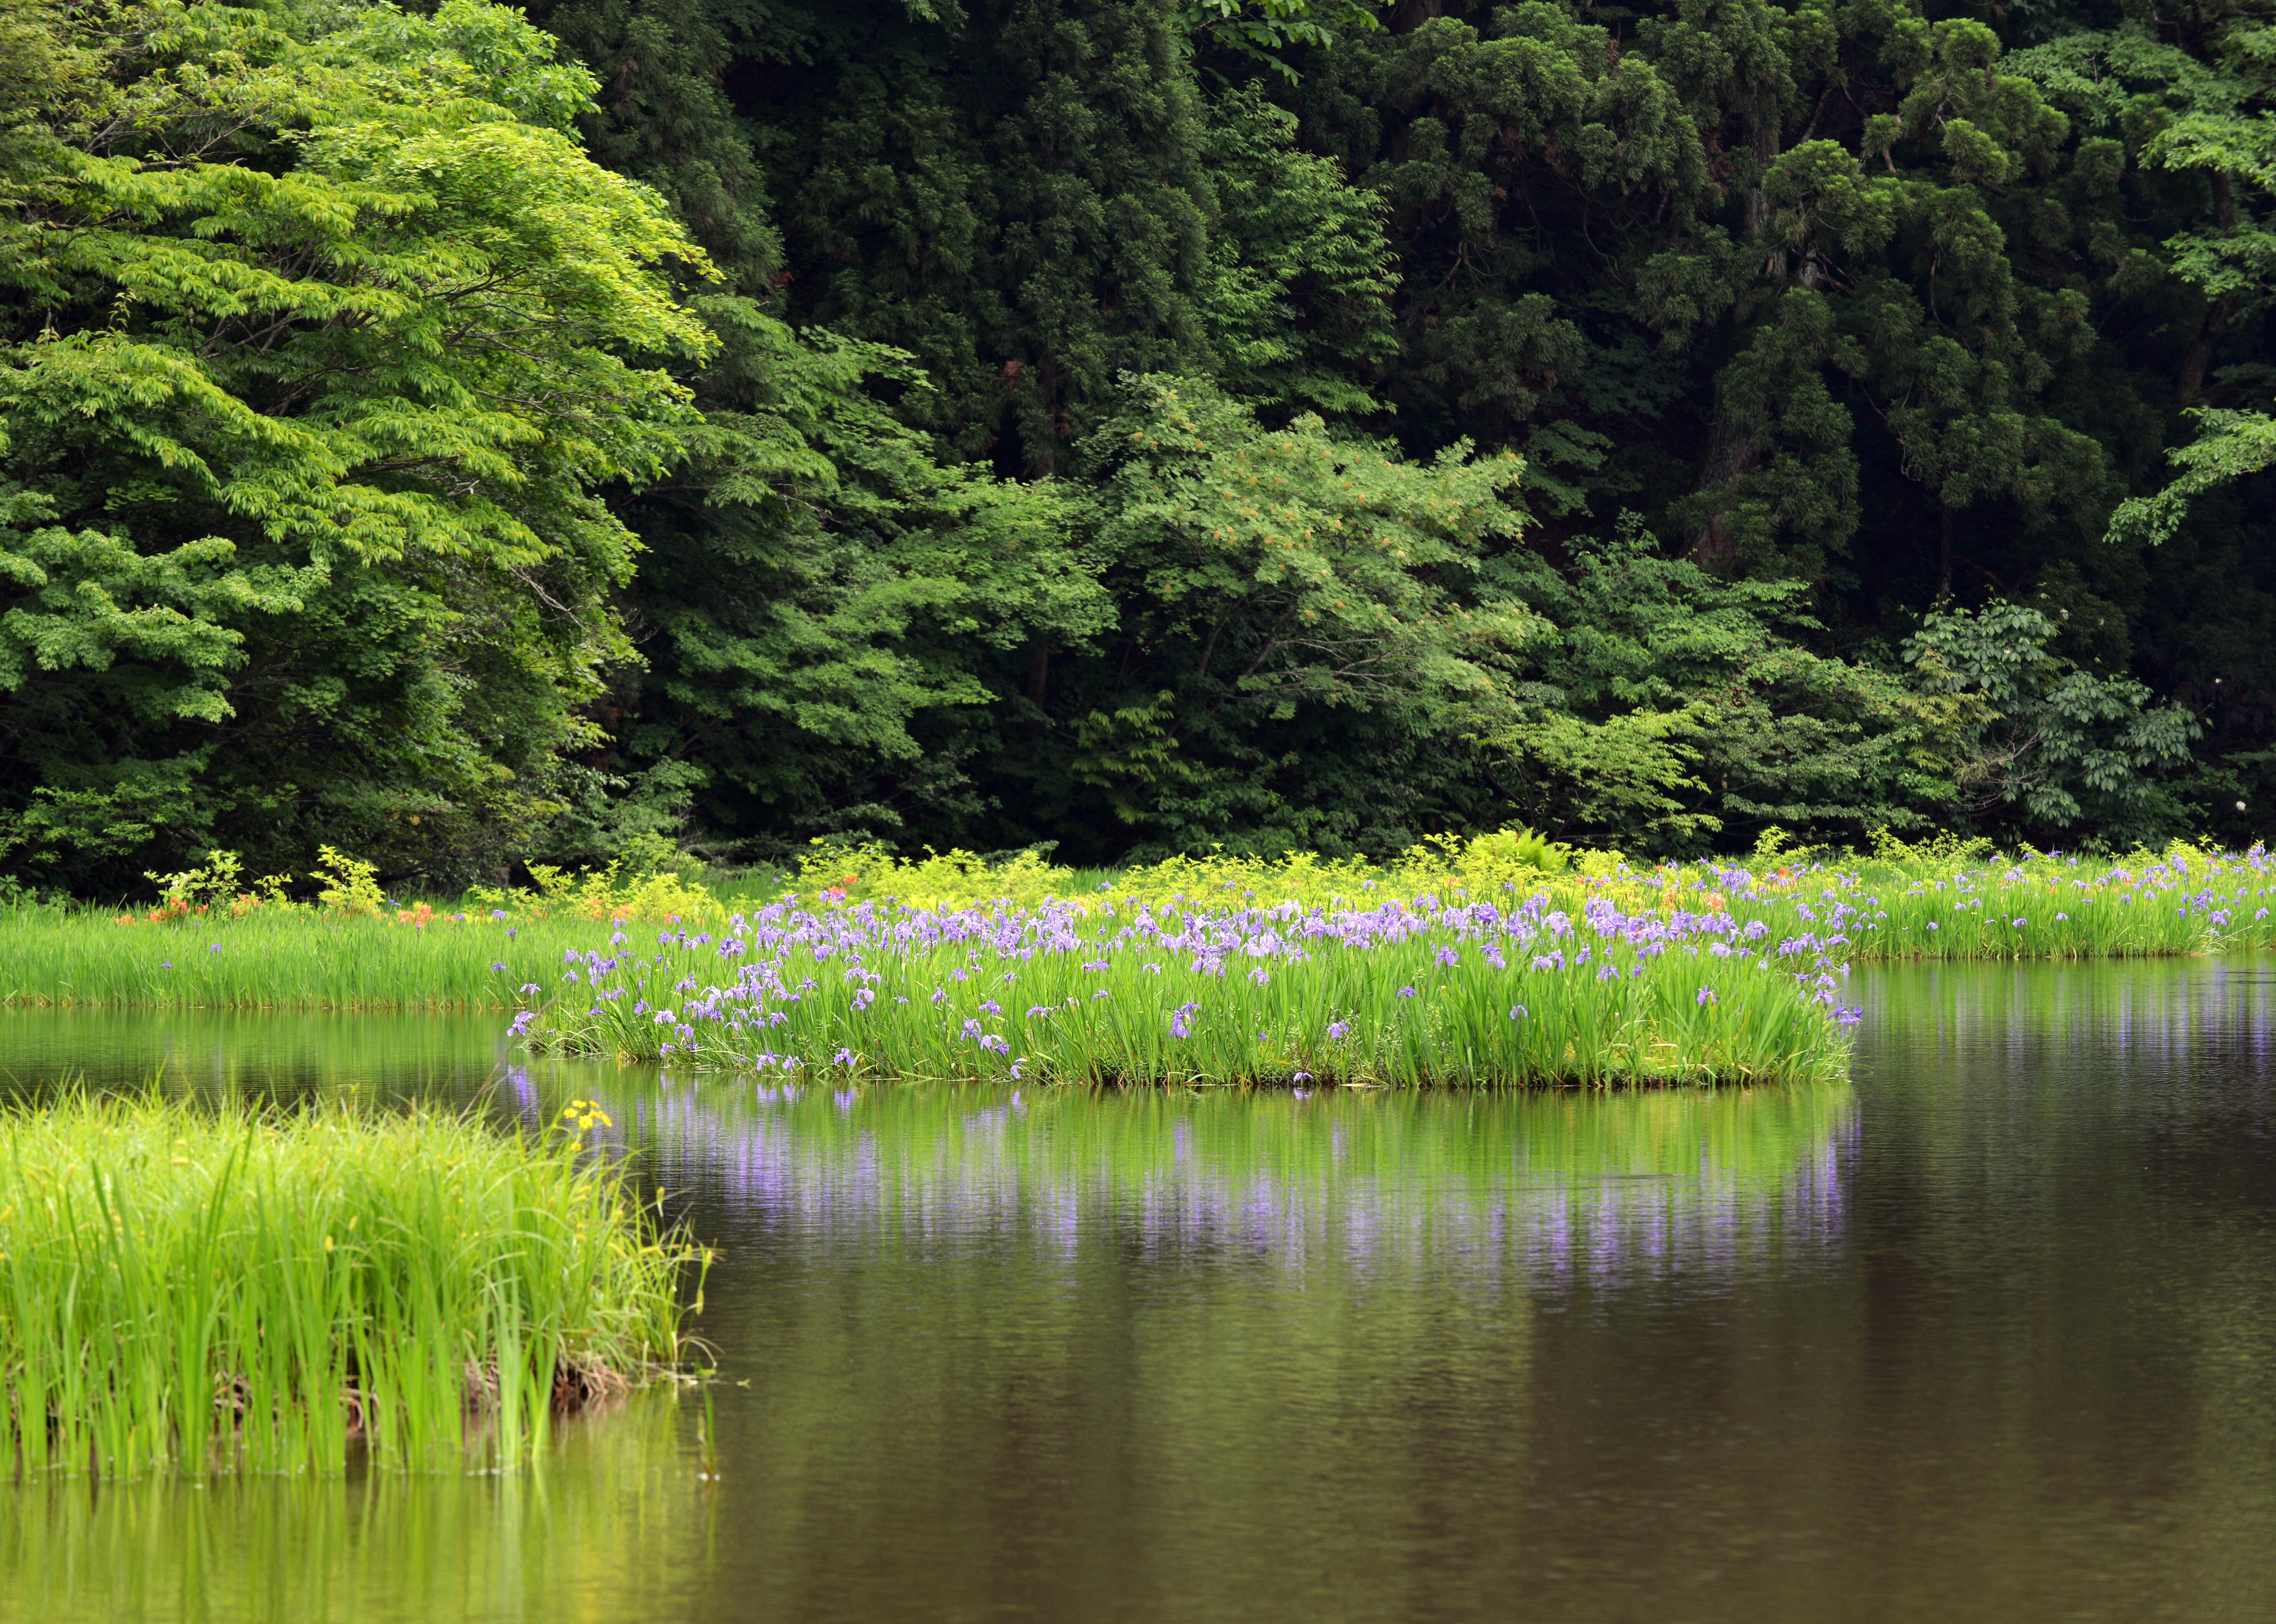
3,0,2272,896
0,0,713,891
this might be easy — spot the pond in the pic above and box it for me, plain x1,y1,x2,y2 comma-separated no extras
3,959,2274,1622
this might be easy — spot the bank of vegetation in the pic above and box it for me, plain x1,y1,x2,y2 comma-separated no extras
5,827,2257,1091
0,1093,698,1479
0,835,2267,1072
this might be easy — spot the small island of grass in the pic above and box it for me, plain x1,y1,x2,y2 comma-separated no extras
0,1094,701,1481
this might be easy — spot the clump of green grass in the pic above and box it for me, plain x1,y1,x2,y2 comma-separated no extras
0,902,598,1011
0,1093,700,1480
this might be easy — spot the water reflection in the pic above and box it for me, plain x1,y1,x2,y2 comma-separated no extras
0,1006,509,1103
533,1074,1857,1291
7,963,2276,1621
0,1397,709,1624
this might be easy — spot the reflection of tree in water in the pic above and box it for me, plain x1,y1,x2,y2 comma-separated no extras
514,1070,1859,1286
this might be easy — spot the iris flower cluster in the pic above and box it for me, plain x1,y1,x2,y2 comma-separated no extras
518,888,1853,1089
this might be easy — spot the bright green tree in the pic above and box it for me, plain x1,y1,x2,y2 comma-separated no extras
0,0,713,889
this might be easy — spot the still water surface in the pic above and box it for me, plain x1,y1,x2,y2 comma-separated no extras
3,960,2274,1621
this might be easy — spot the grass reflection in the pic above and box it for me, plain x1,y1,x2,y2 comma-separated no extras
0,1395,704,1624
543,1071,1859,1283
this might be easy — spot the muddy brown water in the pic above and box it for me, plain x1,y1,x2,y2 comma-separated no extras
2,958,2273,1622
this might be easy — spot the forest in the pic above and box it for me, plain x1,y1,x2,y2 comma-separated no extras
1,0,2270,895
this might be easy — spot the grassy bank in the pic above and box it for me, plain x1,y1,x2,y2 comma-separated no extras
513,839,2276,1088
7,838,2269,1011
4,836,2273,1087
0,1094,699,1479
0,903,612,1012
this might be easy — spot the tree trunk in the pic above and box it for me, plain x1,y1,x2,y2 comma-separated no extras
2177,175,2238,406
2177,292,2238,406
1688,408,1760,570
1936,503,1954,603
1745,120,1785,278
1691,101,1784,564
1390,0,1446,33
1027,638,1051,710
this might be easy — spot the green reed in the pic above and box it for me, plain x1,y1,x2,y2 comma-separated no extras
0,903,601,1011
0,1093,698,1480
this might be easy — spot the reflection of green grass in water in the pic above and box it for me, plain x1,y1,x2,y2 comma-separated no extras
0,1007,507,1104
1860,956,2276,1063
0,1393,703,1624
583,1071,1856,1212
